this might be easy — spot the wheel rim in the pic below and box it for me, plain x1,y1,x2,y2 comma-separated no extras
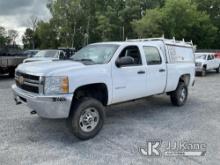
179,87,186,103
79,107,100,132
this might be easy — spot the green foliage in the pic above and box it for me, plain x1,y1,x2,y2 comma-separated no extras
23,0,220,49
35,21,59,49
0,26,14,47
132,0,218,48
22,28,35,49
0,26,7,47
132,9,164,38
193,0,220,48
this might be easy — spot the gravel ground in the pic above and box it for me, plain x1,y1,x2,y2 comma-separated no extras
0,72,220,165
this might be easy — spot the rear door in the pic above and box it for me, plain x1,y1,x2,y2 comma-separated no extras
142,46,167,95
207,55,215,69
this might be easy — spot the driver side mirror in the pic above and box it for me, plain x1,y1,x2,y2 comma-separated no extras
116,56,135,67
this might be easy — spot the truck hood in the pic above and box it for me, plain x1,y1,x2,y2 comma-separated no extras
23,57,57,63
16,60,85,76
195,59,205,63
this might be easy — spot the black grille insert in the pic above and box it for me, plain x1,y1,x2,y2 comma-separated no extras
16,81,39,93
16,71,39,81
15,71,40,94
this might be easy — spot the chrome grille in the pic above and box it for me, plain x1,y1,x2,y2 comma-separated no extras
15,71,43,94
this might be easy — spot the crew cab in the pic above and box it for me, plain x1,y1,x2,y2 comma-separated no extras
12,38,195,140
195,53,220,76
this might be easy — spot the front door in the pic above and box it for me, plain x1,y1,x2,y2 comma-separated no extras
112,46,147,104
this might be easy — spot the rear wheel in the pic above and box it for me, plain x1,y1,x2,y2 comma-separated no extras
170,82,188,106
216,65,220,73
67,97,105,140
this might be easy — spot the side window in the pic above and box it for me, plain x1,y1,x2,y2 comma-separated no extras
143,47,162,65
117,46,142,66
208,55,212,60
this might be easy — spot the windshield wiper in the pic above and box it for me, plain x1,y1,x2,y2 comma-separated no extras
70,58,97,64
72,58,94,62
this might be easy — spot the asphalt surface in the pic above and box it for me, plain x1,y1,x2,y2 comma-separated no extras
0,72,220,165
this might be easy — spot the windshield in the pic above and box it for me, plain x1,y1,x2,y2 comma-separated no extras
34,50,59,58
196,55,206,60
70,44,119,64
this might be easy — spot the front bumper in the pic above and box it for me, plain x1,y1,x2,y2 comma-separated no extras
195,67,203,72
12,84,73,119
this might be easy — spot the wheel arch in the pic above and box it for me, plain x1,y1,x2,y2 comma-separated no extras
73,83,109,106
179,74,191,87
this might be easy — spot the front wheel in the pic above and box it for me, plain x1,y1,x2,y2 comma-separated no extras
67,97,105,140
201,67,206,77
170,82,188,106
8,68,15,77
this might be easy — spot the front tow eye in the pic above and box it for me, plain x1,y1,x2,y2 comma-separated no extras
30,111,37,115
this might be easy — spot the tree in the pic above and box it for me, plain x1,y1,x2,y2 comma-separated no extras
28,0,220,49
35,21,59,49
0,26,8,47
28,16,39,31
22,28,38,49
8,29,18,45
192,0,220,48
132,9,164,38
132,0,217,48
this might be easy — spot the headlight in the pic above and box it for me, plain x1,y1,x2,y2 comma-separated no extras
44,76,69,95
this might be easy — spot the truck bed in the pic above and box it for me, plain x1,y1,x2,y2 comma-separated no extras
0,56,26,67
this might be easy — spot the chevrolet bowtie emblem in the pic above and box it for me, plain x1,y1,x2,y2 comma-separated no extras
18,76,24,85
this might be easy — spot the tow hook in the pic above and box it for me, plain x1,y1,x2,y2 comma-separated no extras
30,111,37,115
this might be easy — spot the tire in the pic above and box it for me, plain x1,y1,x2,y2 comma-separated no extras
170,82,188,106
201,67,206,77
8,68,15,77
216,65,220,73
67,97,105,140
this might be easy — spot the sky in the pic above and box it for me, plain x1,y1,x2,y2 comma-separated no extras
0,0,51,45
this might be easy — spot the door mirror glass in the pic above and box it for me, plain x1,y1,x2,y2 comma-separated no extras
116,56,135,67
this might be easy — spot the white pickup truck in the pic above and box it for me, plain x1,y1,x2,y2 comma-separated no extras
195,53,220,76
12,38,195,140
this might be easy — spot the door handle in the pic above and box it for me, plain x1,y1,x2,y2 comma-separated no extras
159,69,166,72
137,70,146,74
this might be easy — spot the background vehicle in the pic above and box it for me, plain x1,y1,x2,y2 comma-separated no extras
0,47,26,77
23,49,66,63
22,50,39,58
58,48,76,58
12,38,195,140
195,53,220,76
214,52,220,59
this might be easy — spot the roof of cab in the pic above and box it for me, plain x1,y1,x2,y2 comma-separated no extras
90,38,193,48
